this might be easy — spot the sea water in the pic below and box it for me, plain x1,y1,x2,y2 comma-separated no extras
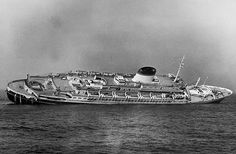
0,95,236,153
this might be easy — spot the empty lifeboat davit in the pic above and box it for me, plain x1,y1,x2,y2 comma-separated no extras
132,66,156,83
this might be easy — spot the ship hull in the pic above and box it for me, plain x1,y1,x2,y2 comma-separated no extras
7,89,37,104
6,87,227,105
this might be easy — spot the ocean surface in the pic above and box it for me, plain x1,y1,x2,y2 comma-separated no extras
1,95,236,154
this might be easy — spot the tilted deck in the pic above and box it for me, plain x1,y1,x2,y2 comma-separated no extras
6,71,233,105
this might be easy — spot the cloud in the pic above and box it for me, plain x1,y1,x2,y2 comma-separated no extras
1,0,236,90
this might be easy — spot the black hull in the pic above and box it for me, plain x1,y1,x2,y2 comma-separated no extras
7,90,37,105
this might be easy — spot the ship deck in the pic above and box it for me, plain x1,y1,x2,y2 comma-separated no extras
27,71,185,95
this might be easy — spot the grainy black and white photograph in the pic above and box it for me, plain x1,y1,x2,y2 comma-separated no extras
1,0,236,153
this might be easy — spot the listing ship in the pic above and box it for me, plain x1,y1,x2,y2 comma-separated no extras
6,57,233,105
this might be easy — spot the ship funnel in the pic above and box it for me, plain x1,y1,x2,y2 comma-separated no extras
132,66,156,83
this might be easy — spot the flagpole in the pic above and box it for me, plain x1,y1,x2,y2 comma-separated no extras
174,55,185,82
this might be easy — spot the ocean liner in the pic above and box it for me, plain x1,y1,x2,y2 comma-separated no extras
6,57,232,104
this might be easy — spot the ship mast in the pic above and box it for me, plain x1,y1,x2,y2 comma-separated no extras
195,77,201,87
174,56,185,82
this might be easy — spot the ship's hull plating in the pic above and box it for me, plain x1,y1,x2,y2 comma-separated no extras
7,90,37,104
6,87,226,105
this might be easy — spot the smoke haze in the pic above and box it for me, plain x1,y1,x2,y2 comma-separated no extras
1,0,236,90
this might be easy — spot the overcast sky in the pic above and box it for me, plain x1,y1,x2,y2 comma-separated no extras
1,0,236,90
